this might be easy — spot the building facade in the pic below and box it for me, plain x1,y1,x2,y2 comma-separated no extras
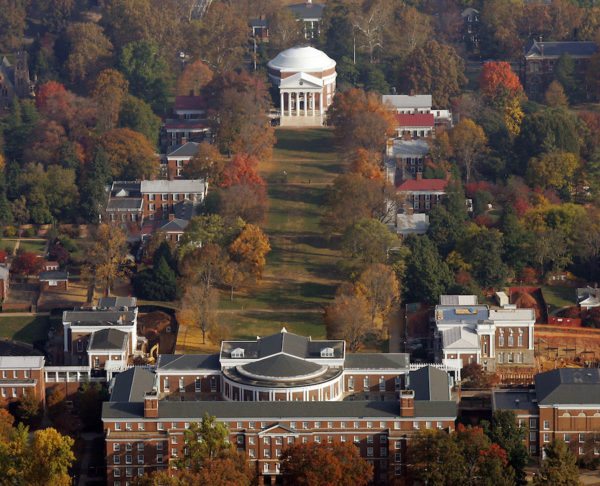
0,341,45,405
268,46,336,127
396,175,448,213
102,329,458,485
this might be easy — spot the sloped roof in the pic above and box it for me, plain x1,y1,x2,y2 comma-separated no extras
288,2,325,20
441,327,479,350
157,218,189,233
110,367,155,402
535,368,600,405
390,139,430,158
98,297,137,310
525,40,598,59
408,365,451,401
344,353,409,370
157,354,220,371
88,328,128,351
39,271,68,281
174,95,207,112
0,340,43,357
140,180,206,194
397,178,448,192
167,142,200,158
395,113,435,128
241,354,323,378
164,119,209,130
382,95,432,109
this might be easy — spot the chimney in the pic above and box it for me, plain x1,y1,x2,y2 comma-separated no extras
181,137,187,145
416,171,423,181
400,389,415,417
168,213,175,222
144,390,159,418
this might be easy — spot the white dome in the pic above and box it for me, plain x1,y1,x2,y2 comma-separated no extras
267,46,336,73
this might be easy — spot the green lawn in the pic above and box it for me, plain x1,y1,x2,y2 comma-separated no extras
215,128,344,340
18,239,47,254
542,285,576,312
0,315,50,344
0,240,16,254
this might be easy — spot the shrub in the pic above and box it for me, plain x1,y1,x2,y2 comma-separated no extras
3,226,17,237
23,227,36,238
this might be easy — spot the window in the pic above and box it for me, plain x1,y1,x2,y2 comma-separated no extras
508,353,514,363
125,455,132,465
327,436,333,444
367,435,373,444
114,444,121,452
114,468,121,477
381,447,388,457
544,433,550,443
263,463,269,473
115,423,121,431
290,422,296,430
302,422,308,429
126,423,132,431
249,422,255,429
171,449,177,457
161,194,168,201
543,420,550,430
564,434,571,443
302,437,308,443
530,419,537,429
426,421,432,429
138,468,144,477
126,443,132,451
530,432,537,442
157,422,163,431
320,347,334,357
518,334,523,347
210,376,217,392
195,378,202,392
126,468,133,477
149,194,155,201
367,447,373,457
148,203,155,212
381,435,387,444
163,378,169,391
137,455,144,464
379,378,385,391
327,421,333,429
249,449,255,458
508,334,514,347
137,443,144,451
275,437,282,445
354,421,360,429
156,443,163,451
260,422,266,429
264,449,270,458
395,376,401,390
413,422,419,430
287,437,294,445
367,422,373,429
499,332,504,347
231,348,245,358
237,435,244,445
363,377,369,389
23,370,28,378
353,436,360,443
171,437,178,445
395,452,402,463
348,377,354,391
77,340,84,352
340,436,346,442
315,436,321,443
263,437,270,445
340,422,346,429
114,456,121,465
315,421,321,429
580,433,585,443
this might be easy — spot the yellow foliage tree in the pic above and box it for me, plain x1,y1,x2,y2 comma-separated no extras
228,224,271,279
526,151,580,192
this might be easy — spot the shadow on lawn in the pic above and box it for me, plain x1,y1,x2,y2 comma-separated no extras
274,129,336,154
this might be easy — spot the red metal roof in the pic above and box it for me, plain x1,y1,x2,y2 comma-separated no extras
174,95,207,111
397,178,448,192
395,113,435,128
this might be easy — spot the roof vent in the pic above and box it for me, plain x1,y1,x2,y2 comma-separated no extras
281,327,288,333
321,347,334,358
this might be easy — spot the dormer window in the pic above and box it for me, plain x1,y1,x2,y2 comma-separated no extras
320,347,334,358
231,348,245,358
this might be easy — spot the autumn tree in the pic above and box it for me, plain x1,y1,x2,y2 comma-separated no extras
280,442,373,486
480,0,523,59
341,218,398,266
220,153,265,188
545,81,569,108
182,142,225,184
534,440,580,486
325,291,371,351
403,40,466,108
178,284,221,344
99,128,159,179
65,23,113,83
217,183,269,226
328,88,395,153
179,214,243,253
0,0,27,51
11,252,44,276
92,69,130,132
119,95,162,147
357,263,400,325
266,7,304,54
450,118,488,184
349,148,383,180
84,224,130,297
527,151,580,193
228,224,271,280
480,61,524,105
176,60,213,96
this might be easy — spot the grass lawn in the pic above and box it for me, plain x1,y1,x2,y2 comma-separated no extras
178,128,345,351
18,239,47,254
0,240,16,254
0,315,50,344
542,285,576,312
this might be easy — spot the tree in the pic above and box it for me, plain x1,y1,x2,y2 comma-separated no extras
534,439,580,486
0,0,27,51
545,81,569,108
228,224,271,280
555,54,581,103
84,224,129,296
133,257,177,301
351,0,391,63
217,184,269,225
587,51,600,101
479,0,523,59
11,252,44,276
403,235,453,304
526,151,580,193
178,284,220,345
119,40,172,112
325,291,371,352
341,218,398,266
450,118,488,184
80,147,111,223
179,214,243,253
408,429,466,485
92,69,129,132
403,40,466,108
266,7,304,54
357,263,400,325
462,226,509,288
78,382,108,430
176,60,213,96
34,0,74,33
119,95,162,147
480,61,524,106
186,3,249,72
99,128,159,179
183,142,225,184
65,23,113,83
16,390,42,423
27,427,75,486
219,153,265,188
328,88,396,153
349,148,383,180
484,410,529,483
280,442,373,486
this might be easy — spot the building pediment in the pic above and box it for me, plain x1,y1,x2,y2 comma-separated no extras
280,72,322,89
258,423,298,436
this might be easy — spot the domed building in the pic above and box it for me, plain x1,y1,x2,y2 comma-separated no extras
267,46,337,127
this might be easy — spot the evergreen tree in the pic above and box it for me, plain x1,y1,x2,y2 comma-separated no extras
0,171,13,226
534,439,580,486
80,148,111,223
133,257,177,301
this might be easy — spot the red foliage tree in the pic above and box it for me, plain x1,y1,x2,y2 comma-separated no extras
480,61,524,103
280,442,373,486
219,154,265,188
36,81,67,110
0,250,8,264
11,252,44,276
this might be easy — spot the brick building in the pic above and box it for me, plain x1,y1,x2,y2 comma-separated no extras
39,270,68,292
102,329,458,485
433,295,536,372
0,341,45,405
494,368,600,460
164,142,199,180
396,175,448,213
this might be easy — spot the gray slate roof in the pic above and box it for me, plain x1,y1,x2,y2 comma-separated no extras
535,368,600,405
110,367,155,402
98,296,137,310
525,40,598,59
64,309,137,326
492,389,538,414
157,354,220,371
288,2,324,20
167,142,200,158
344,353,409,370
102,399,456,420
221,330,344,360
408,366,451,401
106,198,143,211
0,340,43,357
39,270,68,281
88,328,128,351
241,354,322,378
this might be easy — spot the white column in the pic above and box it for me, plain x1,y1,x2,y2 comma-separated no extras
63,324,69,352
319,91,323,116
304,92,307,116
294,92,298,116
280,91,284,117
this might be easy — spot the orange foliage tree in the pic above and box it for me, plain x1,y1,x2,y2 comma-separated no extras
99,128,159,179
280,442,373,486
176,60,213,96
349,148,383,180
219,153,265,188
480,61,524,104
35,81,67,110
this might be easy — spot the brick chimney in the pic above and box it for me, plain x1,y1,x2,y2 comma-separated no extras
181,137,187,145
400,389,415,417
168,213,175,222
144,390,159,418
415,171,423,181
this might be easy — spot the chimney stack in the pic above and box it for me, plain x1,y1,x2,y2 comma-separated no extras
168,213,175,222
400,389,415,417
144,389,159,418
